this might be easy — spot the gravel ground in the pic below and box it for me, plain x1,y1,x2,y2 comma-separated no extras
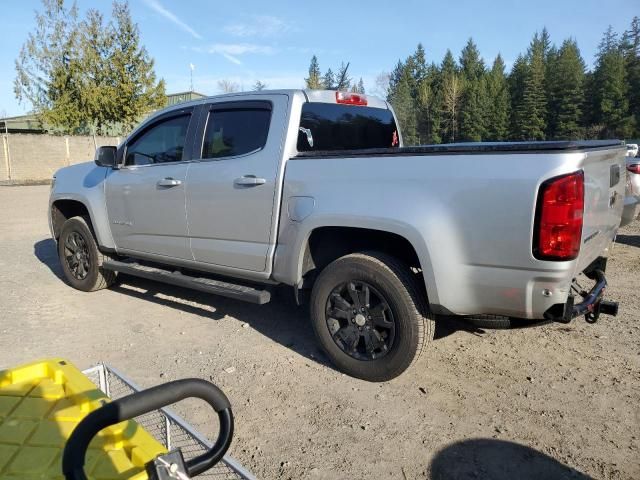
0,185,638,479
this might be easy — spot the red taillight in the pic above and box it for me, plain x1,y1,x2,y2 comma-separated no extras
627,163,640,174
533,171,584,261
335,91,367,106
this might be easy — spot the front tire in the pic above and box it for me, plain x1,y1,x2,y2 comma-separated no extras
310,251,433,382
58,216,116,292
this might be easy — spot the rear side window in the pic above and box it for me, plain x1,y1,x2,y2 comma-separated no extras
125,114,190,166
297,103,399,152
202,108,271,159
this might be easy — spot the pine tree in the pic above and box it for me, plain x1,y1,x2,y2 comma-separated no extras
509,54,528,139
14,0,165,135
440,49,457,78
540,27,552,61
518,33,548,140
410,44,431,143
547,39,585,139
78,8,113,134
459,38,486,141
323,68,335,90
108,1,165,134
305,55,323,89
622,17,640,136
357,77,365,94
14,0,81,131
388,65,418,145
253,80,267,91
335,62,351,91
485,54,510,140
591,26,629,137
388,60,405,98
411,43,428,84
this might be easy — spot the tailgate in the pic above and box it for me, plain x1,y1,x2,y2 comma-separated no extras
577,145,626,271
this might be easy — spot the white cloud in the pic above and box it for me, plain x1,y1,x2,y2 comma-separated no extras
142,0,202,40
204,43,275,56
222,52,243,65
223,15,294,38
191,43,276,66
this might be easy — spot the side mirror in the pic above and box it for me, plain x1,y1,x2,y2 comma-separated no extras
95,146,118,168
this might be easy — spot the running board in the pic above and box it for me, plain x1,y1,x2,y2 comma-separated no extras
103,259,271,305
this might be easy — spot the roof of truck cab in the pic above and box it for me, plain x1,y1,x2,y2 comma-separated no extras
151,89,388,114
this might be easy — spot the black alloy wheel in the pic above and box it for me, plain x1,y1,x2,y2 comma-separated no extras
325,281,396,361
63,231,91,280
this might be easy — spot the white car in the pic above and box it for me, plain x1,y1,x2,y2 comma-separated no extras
621,156,640,226
626,143,638,157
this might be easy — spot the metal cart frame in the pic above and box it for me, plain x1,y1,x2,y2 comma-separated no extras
82,364,255,480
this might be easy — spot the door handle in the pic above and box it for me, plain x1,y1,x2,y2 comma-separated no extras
234,175,266,186
157,177,182,187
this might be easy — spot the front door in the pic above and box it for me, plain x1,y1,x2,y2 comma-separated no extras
106,110,195,260
185,98,286,272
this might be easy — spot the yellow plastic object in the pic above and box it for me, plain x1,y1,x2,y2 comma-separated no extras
0,359,166,480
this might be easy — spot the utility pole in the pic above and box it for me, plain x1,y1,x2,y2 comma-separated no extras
189,63,195,92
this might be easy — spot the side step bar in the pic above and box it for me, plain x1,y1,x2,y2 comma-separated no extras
103,259,271,305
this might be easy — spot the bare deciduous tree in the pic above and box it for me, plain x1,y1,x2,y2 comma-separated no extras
442,74,462,142
373,72,391,99
218,79,240,93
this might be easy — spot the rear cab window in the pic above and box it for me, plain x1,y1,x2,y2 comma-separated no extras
297,102,399,152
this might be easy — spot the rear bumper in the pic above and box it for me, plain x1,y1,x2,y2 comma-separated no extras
543,260,618,323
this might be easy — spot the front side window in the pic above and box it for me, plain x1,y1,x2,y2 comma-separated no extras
125,114,190,166
202,108,271,159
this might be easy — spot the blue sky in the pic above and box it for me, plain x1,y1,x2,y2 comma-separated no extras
1,0,637,116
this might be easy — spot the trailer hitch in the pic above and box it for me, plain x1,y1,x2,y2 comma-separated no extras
544,268,619,324
585,299,619,324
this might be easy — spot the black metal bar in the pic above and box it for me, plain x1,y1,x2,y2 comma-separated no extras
63,379,234,480
103,259,271,304
571,269,607,317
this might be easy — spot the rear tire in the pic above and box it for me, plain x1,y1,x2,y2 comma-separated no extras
310,251,433,382
58,216,116,292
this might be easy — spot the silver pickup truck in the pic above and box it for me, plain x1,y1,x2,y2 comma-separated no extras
49,89,624,381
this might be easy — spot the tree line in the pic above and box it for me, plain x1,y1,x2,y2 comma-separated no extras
306,19,640,144
15,0,165,135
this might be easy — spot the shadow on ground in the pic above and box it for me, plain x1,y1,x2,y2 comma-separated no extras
430,438,593,479
616,234,640,248
34,238,64,279
34,237,548,371
33,238,332,371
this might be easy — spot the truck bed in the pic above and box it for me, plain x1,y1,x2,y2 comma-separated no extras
282,139,626,318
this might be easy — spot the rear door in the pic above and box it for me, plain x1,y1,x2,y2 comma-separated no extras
185,96,288,272
105,108,196,259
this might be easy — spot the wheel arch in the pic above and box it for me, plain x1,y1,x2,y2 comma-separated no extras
50,197,114,251
51,199,90,240
288,224,439,307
